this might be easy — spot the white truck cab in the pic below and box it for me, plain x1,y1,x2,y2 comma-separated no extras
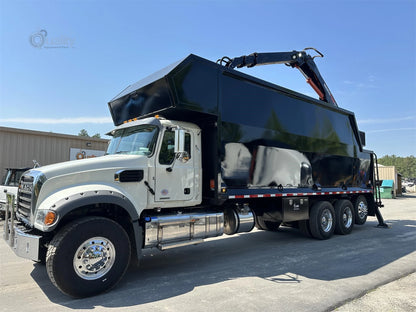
106,116,202,209
18,116,202,232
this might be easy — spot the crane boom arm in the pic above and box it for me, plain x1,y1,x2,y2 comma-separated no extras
219,48,338,107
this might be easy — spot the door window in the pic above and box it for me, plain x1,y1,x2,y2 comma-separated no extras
159,130,191,165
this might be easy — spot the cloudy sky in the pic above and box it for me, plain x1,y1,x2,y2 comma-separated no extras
0,0,415,156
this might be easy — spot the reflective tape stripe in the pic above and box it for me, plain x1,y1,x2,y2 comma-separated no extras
228,189,372,199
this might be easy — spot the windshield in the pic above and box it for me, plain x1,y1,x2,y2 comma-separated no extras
107,125,159,156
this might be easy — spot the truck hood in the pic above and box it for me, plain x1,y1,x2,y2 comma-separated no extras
20,154,151,229
29,154,149,180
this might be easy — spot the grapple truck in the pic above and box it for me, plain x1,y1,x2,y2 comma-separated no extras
3,48,386,297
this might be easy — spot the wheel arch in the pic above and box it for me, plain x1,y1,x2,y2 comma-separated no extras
42,190,143,261
50,190,139,222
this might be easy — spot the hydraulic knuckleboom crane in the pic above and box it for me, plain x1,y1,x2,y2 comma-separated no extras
218,47,338,107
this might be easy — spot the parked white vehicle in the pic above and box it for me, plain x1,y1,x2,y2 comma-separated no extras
0,168,29,218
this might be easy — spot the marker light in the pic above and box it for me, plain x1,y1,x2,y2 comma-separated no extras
123,117,138,124
210,179,215,191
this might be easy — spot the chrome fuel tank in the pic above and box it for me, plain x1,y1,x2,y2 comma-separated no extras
144,211,224,250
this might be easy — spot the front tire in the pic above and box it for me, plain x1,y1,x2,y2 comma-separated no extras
46,216,131,298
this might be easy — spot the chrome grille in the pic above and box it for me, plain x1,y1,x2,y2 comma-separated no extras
17,175,34,219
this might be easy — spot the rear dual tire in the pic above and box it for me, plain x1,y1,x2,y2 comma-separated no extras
354,195,368,225
334,200,354,235
255,214,281,232
309,201,335,240
298,220,312,237
302,199,357,239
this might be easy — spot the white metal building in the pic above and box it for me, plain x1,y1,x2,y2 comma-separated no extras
0,126,109,173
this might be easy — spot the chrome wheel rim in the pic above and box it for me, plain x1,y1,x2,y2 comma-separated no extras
357,201,368,220
321,209,333,232
73,237,115,280
343,207,353,228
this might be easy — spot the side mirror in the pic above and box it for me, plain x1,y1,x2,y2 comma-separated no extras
167,129,188,172
174,129,185,153
176,151,190,163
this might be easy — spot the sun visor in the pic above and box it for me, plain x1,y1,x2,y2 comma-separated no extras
108,57,186,126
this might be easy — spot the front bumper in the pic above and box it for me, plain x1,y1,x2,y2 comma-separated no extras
3,193,41,262
3,221,42,262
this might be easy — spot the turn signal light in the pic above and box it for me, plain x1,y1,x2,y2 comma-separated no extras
44,211,57,226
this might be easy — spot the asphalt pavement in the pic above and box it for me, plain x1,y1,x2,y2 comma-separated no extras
1,194,415,312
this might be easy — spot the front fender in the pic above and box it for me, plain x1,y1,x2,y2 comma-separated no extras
35,189,138,232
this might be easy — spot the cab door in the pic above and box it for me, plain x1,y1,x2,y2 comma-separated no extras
154,129,194,202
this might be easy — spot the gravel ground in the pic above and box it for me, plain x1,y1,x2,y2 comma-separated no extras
334,272,416,311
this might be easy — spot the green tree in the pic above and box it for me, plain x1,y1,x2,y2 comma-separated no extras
78,129,89,137
378,155,416,178
78,129,101,138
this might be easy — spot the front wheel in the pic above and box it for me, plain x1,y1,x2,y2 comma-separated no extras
46,216,131,298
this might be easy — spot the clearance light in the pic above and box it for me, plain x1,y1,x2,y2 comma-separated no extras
123,117,138,124
210,179,215,191
221,187,227,193
44,211,57,226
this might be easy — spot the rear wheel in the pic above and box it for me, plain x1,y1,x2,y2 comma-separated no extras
46,216,131,298
255,215,281,232
354,195,368,225
298,220,312,238
334,200,354,235
309,201,335,240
